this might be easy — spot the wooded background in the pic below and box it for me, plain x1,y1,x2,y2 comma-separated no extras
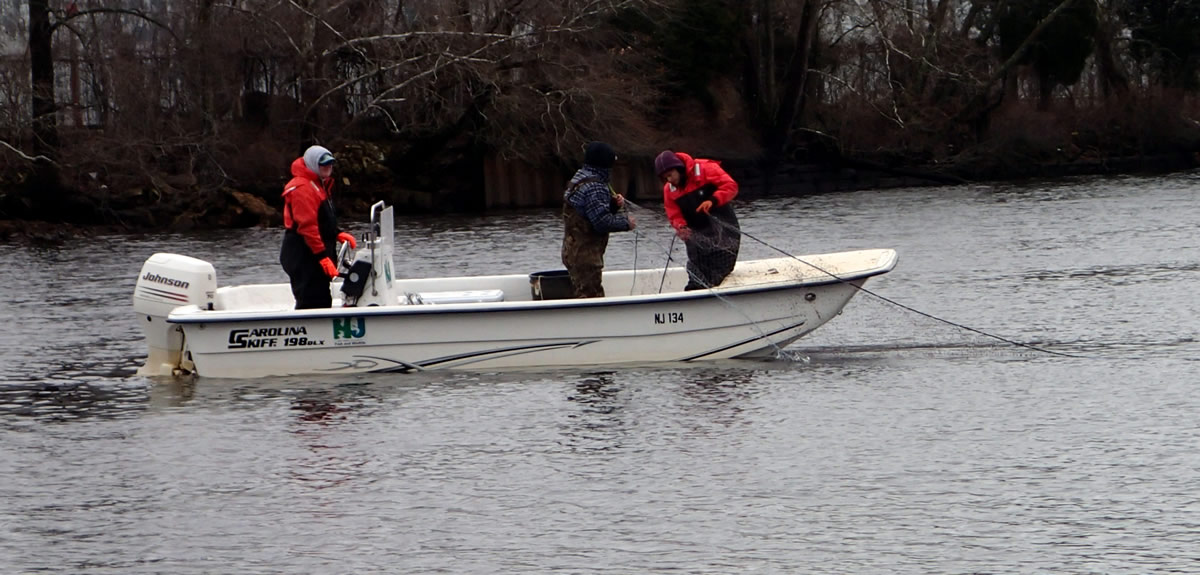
1,0,1198,227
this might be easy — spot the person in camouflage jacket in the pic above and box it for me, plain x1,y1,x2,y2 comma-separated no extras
561,142,636,298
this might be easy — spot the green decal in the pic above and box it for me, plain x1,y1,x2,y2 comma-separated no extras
333,317,367,339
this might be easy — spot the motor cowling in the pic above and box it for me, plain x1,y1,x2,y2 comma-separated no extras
132,253,217,376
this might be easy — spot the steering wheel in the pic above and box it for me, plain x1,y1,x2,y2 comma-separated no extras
335,239,355,274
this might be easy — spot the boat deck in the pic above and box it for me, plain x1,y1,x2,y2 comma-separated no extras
205,250,897,314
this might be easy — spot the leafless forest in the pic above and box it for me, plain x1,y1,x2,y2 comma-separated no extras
1,0,1198,228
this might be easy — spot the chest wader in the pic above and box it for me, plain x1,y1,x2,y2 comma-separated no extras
280,195,340,309
560,181,609,298
682,199,740,290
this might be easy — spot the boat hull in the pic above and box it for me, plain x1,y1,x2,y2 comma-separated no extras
175,278,869,377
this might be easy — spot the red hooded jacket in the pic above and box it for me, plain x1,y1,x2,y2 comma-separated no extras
661,152,738,230
281,157,335,256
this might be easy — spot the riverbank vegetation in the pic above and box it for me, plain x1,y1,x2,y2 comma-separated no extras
1,0,1198,230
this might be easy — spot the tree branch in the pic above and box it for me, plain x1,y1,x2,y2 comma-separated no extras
0,139,58,165
50,7,178,42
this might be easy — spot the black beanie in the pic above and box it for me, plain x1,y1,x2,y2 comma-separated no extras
584,141,616,169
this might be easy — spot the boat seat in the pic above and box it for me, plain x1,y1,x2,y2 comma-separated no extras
214,284,295,311
408,289,505,305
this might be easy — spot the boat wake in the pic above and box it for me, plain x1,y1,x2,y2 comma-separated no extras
775,334,1196,363
774,340,1061,362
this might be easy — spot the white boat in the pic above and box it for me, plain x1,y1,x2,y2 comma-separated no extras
133,202,897,378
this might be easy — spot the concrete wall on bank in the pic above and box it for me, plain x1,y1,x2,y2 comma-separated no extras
482,154,663,209
480,152,956,210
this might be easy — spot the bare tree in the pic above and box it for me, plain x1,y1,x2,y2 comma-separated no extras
28,0,57,157
2,0,1197,225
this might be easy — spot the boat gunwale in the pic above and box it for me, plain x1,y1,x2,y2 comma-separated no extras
166,258,894,325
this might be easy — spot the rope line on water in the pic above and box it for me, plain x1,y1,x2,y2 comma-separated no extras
622,199,1082,359
736,227,1083,359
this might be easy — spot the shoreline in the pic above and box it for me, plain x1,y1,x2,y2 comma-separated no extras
2,153,1196,242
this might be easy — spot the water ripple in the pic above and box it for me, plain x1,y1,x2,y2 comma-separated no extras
3,173,1200,573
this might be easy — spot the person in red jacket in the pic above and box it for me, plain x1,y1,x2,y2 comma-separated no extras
279,145,357,309
654,150,741,290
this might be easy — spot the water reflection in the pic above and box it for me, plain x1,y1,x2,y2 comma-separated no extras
675,368,757,429
292,393,352,424
0,380,149,423
287,387,373,491
556,366,765,454
561,372,629,453
567,372,622,413
146,377,196,407
679,369,754,401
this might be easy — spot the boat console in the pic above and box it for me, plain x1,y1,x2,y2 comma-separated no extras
336,201,399,307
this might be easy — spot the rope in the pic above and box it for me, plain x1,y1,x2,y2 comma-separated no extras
629,212,639,296
621,199,1082,359
658,234,675,293
620,201,789,356
740,227,1082,358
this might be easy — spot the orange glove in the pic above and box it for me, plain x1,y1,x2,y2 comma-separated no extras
696,200,713,214
676,226,692,242
318,256,339,279
337,232,357,249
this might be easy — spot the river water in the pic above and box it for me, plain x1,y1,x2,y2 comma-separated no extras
2,172,1198,573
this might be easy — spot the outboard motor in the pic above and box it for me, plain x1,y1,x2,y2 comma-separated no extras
132,253,217,376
